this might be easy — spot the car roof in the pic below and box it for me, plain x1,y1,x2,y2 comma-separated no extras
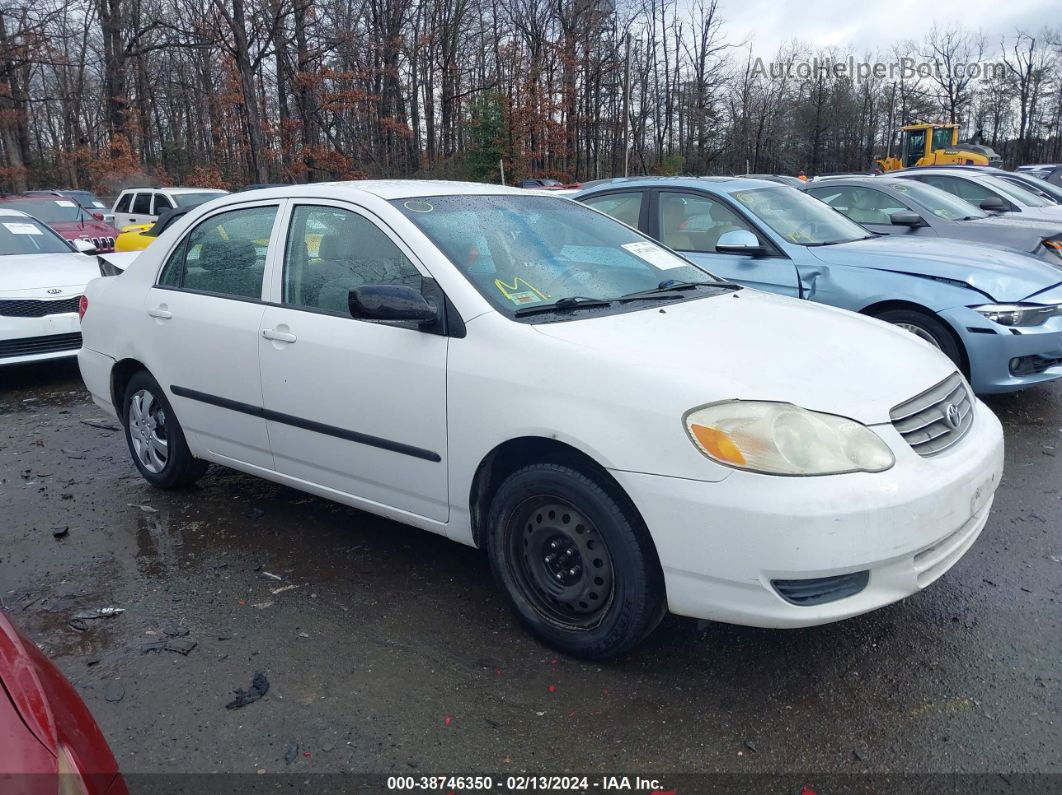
575,176,779,194
806,176,905,188
225,179,537,202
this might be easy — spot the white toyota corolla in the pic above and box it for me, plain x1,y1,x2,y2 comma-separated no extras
77,182,1004,658
0,208,99,366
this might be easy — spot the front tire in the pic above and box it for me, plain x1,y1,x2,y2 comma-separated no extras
485,463,665,659
122,371,207,489
873,308,962,367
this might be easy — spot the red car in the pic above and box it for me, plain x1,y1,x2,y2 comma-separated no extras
0,196,120,253
0,611,127,795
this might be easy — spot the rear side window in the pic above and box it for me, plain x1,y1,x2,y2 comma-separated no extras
114,193,132,213
132,193,152,215
158,205,278,300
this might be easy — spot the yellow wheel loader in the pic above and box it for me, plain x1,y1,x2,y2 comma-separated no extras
876,124,1002,172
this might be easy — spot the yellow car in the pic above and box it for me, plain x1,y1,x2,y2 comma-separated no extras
114,208,190,252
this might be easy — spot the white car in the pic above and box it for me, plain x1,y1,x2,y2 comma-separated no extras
111,187,228,229
77,182,1004,658
0,209,99,366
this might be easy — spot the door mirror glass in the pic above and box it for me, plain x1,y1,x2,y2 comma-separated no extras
715,229,765,255
348,285,438,323
889,211,924,227
979,196,1006,212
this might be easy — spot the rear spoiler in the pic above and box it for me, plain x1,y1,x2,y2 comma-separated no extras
96,251,139,276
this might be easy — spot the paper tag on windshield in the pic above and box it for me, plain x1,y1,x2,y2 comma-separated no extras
508,290,543,305
55,200,76,207
3,222,42,235
622,241,683,270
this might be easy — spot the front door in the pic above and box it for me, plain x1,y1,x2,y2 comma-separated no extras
141,200,284,469
258,201,449,521
655,190,801,296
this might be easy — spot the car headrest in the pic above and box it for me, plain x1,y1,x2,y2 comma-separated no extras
199,240,256,271
318,235,344,261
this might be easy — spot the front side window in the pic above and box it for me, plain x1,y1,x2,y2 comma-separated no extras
282,205,422,315
889,180,985,220
132,193,152,215
154,194,175,213
158,205,277,300
0,217,73,255
582,192,644,229
807,186,908,225
731,186,870,246
982,175,1052,207
659,192,757,252
393,194,714,319
931,127,953,152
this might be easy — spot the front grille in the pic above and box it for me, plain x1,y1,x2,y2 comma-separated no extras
772,571,870,606
890,372,973,456
0,332,82,359
0,296,81,318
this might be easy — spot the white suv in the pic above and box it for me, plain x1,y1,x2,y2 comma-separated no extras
111,187,228,229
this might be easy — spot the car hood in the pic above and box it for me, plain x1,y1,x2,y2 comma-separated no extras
807,235,1062,301
0,252,98,294
49,220,121,239
531,289,955,425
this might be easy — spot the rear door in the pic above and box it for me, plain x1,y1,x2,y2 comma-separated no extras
653,189,800,296
141,200,285,469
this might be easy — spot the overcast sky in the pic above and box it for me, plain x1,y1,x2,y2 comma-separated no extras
718,0,1058,58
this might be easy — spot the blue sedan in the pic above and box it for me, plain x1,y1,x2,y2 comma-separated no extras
575,177,1062,393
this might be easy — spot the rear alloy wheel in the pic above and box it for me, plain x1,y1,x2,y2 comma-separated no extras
486,463,665,659
122,371,207,489
873,308,962,367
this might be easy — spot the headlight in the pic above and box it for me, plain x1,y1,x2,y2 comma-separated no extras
971,303,1059,326
683,401,895,476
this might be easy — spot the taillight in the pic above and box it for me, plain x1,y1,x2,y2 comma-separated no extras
78,295,88,321
57,743,90,795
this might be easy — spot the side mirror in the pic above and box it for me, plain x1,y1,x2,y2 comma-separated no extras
979,196,1006,212
91,211,105,222
349,284,438,324
716,229,766,256
71,239,98,255
889,211,925,227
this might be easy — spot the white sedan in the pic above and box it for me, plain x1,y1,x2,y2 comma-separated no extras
77,181,1004,658
0,209,99,366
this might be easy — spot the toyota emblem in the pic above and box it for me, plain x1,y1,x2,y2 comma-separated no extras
943,403,961,429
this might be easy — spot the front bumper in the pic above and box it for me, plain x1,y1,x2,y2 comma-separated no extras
611,399,1004,628
0,312,81,366
942,306,1062,393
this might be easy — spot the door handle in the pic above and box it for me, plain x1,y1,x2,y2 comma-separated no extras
262,328,297,343
148,307,172,319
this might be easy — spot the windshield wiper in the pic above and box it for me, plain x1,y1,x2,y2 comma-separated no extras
617,280,735,302
804,236,874,247
513,296,613,317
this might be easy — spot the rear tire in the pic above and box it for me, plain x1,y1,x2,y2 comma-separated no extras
485,463,665,659
873,308,962,367
122,371,207,489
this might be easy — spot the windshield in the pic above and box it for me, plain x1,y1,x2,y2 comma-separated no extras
67,191,107,209
980,176,1052,208
0,199,93,223
732,186,870,245
172,191,226,207
890,180,986,220
0,217,74,255
393,195,716,318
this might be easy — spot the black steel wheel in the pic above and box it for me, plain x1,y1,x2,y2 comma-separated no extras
486,463,665,659
507,497,615,629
